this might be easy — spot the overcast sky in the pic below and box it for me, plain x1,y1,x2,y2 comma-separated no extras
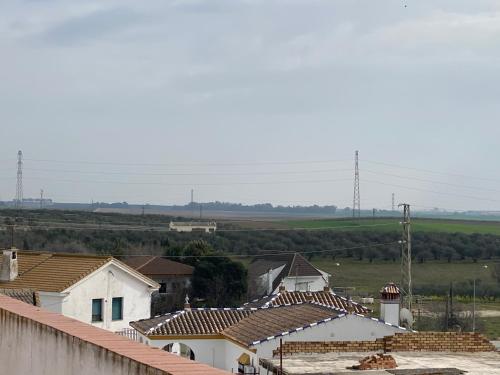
1,0,500,211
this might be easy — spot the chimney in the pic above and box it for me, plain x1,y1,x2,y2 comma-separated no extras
0,249,18,282
278,283,286,293
267,268,273,295
184,294,191,311
323,286,330,292
380,282,400,326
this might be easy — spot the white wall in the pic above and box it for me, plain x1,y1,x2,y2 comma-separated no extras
141,315,407,373
61,262,154,331
38,291,65,314
255,314,407,363
278,275,328,293
143,334,257,373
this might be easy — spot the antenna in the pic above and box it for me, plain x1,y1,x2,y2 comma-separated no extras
352,150,360,218
392,193,395,212
399,203,412,324
15,150,23,209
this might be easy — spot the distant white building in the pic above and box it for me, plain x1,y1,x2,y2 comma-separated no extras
0,249,159,331
247,252,330,298
169,221,217,233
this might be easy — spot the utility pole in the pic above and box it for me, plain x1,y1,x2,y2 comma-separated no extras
40,189,44,209
15,150,23,209
191,189,195,218
399,203,412,313
392,193,395,212
352,150,360,218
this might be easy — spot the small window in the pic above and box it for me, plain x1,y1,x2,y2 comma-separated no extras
92,299,103,322
112,297,123,321
159,283,167,294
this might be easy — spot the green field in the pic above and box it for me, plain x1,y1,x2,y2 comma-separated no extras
312,258,498,295
284,217,500,235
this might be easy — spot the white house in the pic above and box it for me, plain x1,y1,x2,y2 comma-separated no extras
247,253,330,298
131,291,409,374
0,248,159,331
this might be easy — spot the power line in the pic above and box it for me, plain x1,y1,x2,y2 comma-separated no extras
15,151,23,208
362,159,500,183
353,151,360,218
23,158,350,167
20,167,353,177
363,169,500,193
13,241,400,259
20,176,353,187
364,179,500,203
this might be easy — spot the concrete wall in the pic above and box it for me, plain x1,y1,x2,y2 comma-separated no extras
0,308,168,375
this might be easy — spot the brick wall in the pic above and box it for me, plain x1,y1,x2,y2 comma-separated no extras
272,332,496,357
385,332,496,352
273,339,385,357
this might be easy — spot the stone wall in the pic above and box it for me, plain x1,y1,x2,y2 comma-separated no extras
273,332,496,357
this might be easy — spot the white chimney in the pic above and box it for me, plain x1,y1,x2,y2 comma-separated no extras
0,249,19,282
380,282,400,326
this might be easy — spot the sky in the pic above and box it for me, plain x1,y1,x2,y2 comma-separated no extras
1,0,500,211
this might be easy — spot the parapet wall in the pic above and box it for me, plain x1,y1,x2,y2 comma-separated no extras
0,294,228,375
385,332,496,352
273,332,496,357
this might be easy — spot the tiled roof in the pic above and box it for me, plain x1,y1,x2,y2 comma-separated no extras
0,288,40,306
248,253,324,294
122,256,194,277
131,308,254,336
243,290,370,315
0,251,112,292
0,294,228,375
222,304,341,347
380,282,400,295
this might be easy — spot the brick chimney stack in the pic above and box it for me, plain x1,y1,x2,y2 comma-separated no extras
0,249,18,282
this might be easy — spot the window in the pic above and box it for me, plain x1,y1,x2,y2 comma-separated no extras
112,297,123,321
159,282,167,294
91,299,103,322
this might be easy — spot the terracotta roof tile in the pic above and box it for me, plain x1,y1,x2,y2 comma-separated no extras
0,294,229,375
132,308,253,336
244,290,370,314
380,282,400,295
222,304,340,347
122,256,194,277
0,251,112,292
0,288,40,306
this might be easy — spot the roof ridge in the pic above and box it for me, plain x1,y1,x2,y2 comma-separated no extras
135,256,158,271
18,253,53,276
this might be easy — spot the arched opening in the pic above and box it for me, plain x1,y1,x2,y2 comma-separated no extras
163,342,195,361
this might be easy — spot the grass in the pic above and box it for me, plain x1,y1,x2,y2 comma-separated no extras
283,217,500,235
311,258,498,296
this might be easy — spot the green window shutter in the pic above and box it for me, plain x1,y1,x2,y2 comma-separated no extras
112,297,123,321
92,299,103,322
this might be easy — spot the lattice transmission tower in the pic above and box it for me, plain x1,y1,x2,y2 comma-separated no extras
399,203,412,312
352,150,360,217
15,150,23,209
